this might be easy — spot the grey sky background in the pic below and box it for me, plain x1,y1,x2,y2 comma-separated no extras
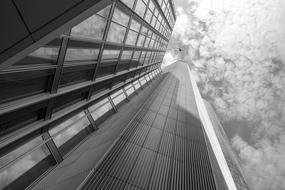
163,0,285,189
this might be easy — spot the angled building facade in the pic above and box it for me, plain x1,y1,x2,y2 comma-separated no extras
0,0,249,189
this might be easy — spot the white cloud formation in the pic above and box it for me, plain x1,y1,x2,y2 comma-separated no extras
172,0,285,189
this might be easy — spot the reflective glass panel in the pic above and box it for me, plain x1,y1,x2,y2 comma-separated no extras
135,0,146,18
102,50,120,59
0,136,51,189
97,5,111,18
107,22,126,43
133,51,141,59
112,8,130,26
137,35,145,46
71,15,107,40
125,30,138,46
89,99,113,121
49,112,90,148
65,48,99,61
121,50,133,60
130,19,141,32
121,0,135,9
145,9,152,23
28,47,59,63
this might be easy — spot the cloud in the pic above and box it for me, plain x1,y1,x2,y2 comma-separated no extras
172,0,285,189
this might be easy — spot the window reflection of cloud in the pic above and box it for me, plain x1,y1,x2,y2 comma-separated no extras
0,145,47,189
107,22,126,43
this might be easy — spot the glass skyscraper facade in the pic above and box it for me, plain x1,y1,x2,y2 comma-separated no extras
0,0,175,189
0,0,250,189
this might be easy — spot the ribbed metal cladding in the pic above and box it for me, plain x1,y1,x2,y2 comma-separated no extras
81,72,217,190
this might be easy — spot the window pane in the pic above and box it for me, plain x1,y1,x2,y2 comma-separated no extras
71,15,107,40
0,137,52,189
144,37,150,47
89,99,113,121
149,1,155,11
125,30,138,46
65,48,99,61
112,93,126,105
130,19,141,32
107,22,126,43
97,5,111,18
145,9,152,23
137,35,145,47
125,85,135,95
135,0,146,18
121,50,133,60
133,51,141,59
28,47,59,63
133,80,141,90
49,112,90,148
102,50,120,59
141,26,148,36
121,0,135,9
112,8,129,26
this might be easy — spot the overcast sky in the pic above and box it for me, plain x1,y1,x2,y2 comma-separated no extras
164,0,285,189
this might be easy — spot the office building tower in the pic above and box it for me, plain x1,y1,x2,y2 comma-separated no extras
0,0,248,189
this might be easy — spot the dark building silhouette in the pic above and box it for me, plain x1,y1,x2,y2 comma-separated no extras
0,0,248,189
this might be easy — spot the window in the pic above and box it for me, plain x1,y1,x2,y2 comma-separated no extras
102,50,120,59
125,30,138,45
49,112,90,155
130,19,141,32
137,35,145,47
133,51,141,60
0,136,54,190
59,65,93,87
64,48,99,62
124,84,135,95
89,98,113,121
135,0,146,18
107,22,126,43
0,69,53,104
112,8,130,27
121,0,135,9
133,80,141,90
111,89,126,105
71,14,107,40
121,50,133,60
97,5,111,18
16,46,60,66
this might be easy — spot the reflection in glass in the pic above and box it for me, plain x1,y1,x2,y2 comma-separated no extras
111,89,126,105
107,22,126,43
89,99,113,121
0,136,51,189
125,30,138,46
141,26,148,36
133,51,141,59
97,5,111,18
130,19,141,32
112,8,130,26
137,35,146,47
26,47,60,64
121,51,133,60
149,1,155,11
71,15,107,40
125,84,135,95
121,0,135,9
135,0,146,18
144,37,150,48
133,80,141,90
145,9,152,23
49,112,89,148
65,48,99,61
102,50,120,59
